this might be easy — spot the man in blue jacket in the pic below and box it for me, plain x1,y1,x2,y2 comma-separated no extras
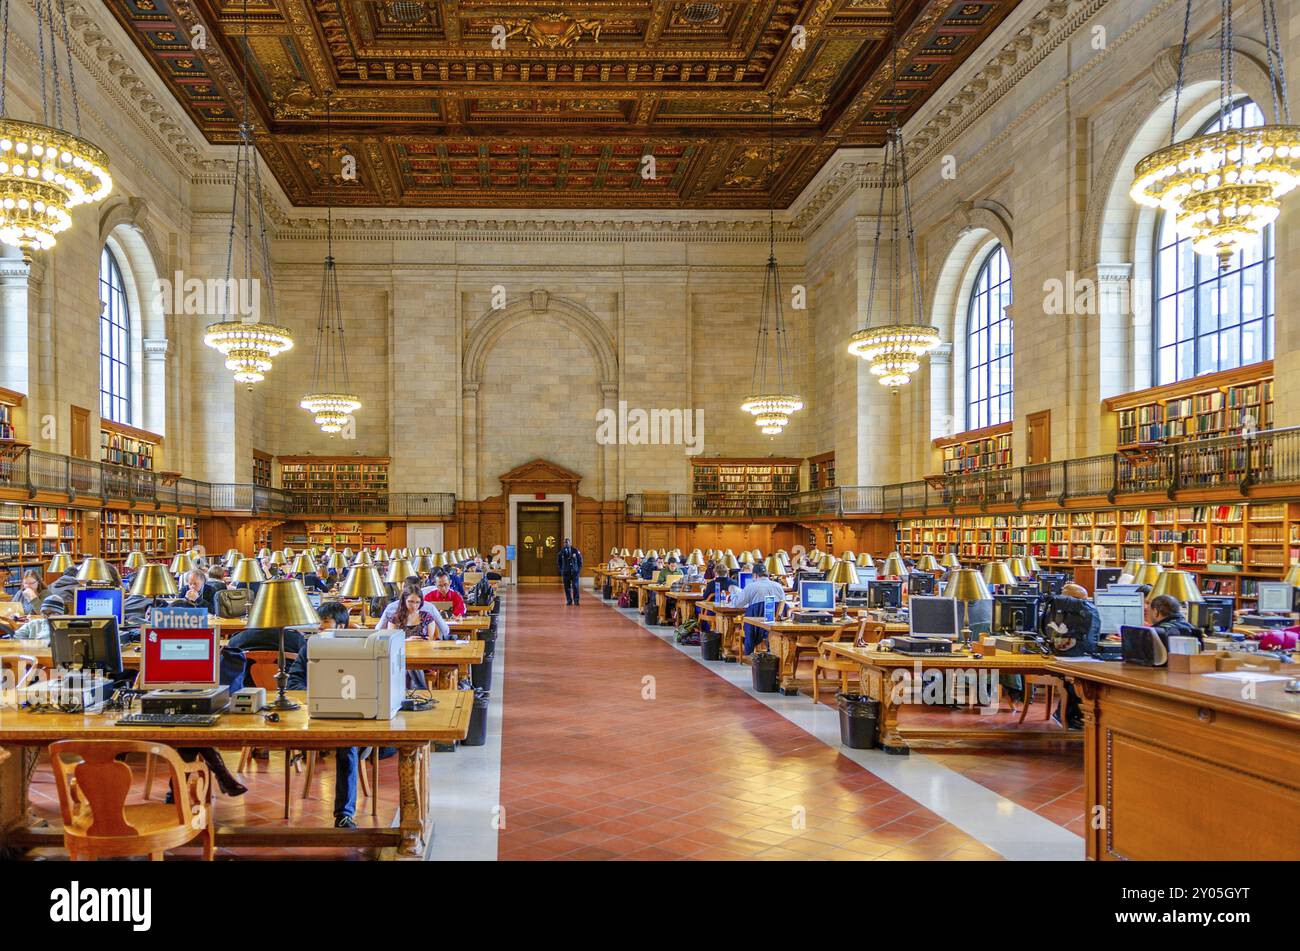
556,538,583,605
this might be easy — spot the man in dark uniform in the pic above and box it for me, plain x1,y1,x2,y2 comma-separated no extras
557,538,583,605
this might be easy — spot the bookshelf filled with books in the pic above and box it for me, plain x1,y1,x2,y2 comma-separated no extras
1107,362,1273,449
278,457,390,514
808,453,836,491
0,504,84,592
252,450,272,488
893,500,1300,609
933,423,1013,477
99,512,192,562
99,420,161,471
0,387,23,443
299,521,391,550
691,459,800,518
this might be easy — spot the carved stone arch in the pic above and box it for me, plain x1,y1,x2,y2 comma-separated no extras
923,199,1013,327
463,289,618,388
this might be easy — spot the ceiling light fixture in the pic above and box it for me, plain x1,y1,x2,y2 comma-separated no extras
0,0,112,252
1130,0,1299,269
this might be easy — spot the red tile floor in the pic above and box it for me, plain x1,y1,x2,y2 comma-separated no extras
21,583,1082,859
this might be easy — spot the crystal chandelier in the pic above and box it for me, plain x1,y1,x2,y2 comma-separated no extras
300,92,360,434
203,0,292,387
1130,0,1299,269
741,93,803,437
847,64,939,389
0,0,112,252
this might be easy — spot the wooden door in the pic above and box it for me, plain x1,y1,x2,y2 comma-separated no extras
70,406,90,459
1027,410,1051,465
517,504,562,582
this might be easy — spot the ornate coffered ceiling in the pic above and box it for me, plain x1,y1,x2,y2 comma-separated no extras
103,0,1023,207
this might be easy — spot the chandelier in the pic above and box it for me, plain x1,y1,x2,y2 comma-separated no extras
300,92,360,434
847,61,939,388
1130,0,1299,269
0,0,112,252
203,0,292,387
741,93,803,437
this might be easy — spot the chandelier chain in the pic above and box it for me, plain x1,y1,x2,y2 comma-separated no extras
1,0,9,117
56,0,78,134
1262,0,1290,124
1170,0,1192,145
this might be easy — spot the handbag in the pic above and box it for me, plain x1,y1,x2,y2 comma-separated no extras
617,591,631,609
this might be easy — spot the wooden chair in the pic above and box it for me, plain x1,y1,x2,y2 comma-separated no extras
812,619,876,703
236,650,314,818
1019,675,1065,722
49,739,214,861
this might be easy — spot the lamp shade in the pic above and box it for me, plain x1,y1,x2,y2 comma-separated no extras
76,557,116,584
123,550,147,570
841,550,857,563
1132,563,1164,588
826,558,859,587
1147,569,1205,604
632,549,645,559
342,547,355,559
248,578,319,630
1005,557,1028,579
1122,559,1144,576
224,549,242,568
412,554,434,574
982,562,1016,587
619,548,630,558
339,565,386,600
128,564,178,598
268,551,287,566
721,553,741,571
881,553,906,578
325,552,347,571
1024,555,1041,574
855,552,875,568
947,568,992,603
169,552,195,574
385,558,416,584
353,550,374,567
940,552,961,569
817,553,836,572
47,552,75,575
1280,564,1300,588
763,555,786,577
915,554,939,572
258,548,272,560
291,553,318,576
230,557,268,585
282,547,295,560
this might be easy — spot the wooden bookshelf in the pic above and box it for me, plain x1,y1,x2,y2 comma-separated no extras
278,456,390,514
894,499,1300,609
933,422,1012,476
0,503,84,591
100,420,161,471
691,458,800,518
300,521,390,549
252,449,272,488
809,452,836,491
100,511,187,562
0,386,23,442
1106,361,1273,450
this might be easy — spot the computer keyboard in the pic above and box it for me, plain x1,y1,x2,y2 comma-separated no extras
115,712,221,727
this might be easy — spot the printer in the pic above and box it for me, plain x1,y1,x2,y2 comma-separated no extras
306,628,406,720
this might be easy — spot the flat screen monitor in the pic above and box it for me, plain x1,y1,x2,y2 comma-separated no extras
845,583,872,598
1105,583,1141,595
961,597,993,637
1011,583,1041,598
908,596,959,638
1256,581,1293,614
50,616,124,677
1038,573,1068,596
307,591,323,609
993,595,1041,634
856,565,878,583
799,580,835,611
1094,567,1123,591
1196,595,1234,631
75,587,123,624
141,627,220,690
737,571,753,590
1095,591,1146,635
907,573,935,596
867,580,902,609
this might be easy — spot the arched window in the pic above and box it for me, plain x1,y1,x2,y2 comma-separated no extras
965,243,1012,430
1154,98,1274,385
99,246,131,424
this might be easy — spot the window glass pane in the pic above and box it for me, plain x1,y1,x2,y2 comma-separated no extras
98,247,131,425
964,244,1012,429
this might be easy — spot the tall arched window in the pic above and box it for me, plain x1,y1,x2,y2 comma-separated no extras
965,243,1012,430
99,246,131,424
1154,98,1275,385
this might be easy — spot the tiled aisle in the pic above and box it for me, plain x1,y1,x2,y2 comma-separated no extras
496,586,1004,860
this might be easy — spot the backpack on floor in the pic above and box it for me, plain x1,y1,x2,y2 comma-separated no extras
674,617,700,645
617,590,631,609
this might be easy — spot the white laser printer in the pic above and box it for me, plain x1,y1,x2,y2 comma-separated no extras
306,628,406,720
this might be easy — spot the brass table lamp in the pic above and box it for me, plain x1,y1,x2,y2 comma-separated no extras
948,568,992,647
247,578,318,712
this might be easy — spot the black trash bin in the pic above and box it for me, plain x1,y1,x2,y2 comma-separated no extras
471,653,493,690
837,693,879,750
643,595,657,624
700,629,722,661
461,689,490,747
751,651,779,692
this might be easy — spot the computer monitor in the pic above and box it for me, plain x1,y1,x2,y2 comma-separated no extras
799,580,835,611
1200,595,1235,632
908,596,959,639
845,582,872,599
1095,591,1146,635
49,616,124,677
993,595,1041,634
1037,573,1068,596
737,571,753,590
140,627,220,690
797,570,827,583
75,587,123,624
427,600,456,618
1256,581,1293,614
307,591,323,609
907,573,935,596
856,564,878,583
1105,583,1141,595
1094,567,1123,591
1011,583,1041,598
867,580,902,609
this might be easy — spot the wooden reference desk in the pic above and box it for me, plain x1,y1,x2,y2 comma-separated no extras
745,617,857,693
1050,657,1300,860
695,602,748,660
0,690,472,859
665,590,704,627
645,584,680,625
828,644,1082,754
626,578,653,609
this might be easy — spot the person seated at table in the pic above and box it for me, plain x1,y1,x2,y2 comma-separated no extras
297,566,329,593
703,560,717,581
380,585,451,640
47,564,80,613
732,562,786,611
655,556,680,585
1040,582,1100,729
423,571,466,617
9,596,67,642
204,565,231,599
1147,594,1196,640
700,572,734,604
638,555,661,581
12,569,51,614
447,564,466,597
287,601,367,828
227,615,310,657
172,569,216,612
465,572,494,608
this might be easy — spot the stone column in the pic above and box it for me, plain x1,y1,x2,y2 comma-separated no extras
143,337,168,450
599,380,619,500
0,257,30,397
461,381,479,500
